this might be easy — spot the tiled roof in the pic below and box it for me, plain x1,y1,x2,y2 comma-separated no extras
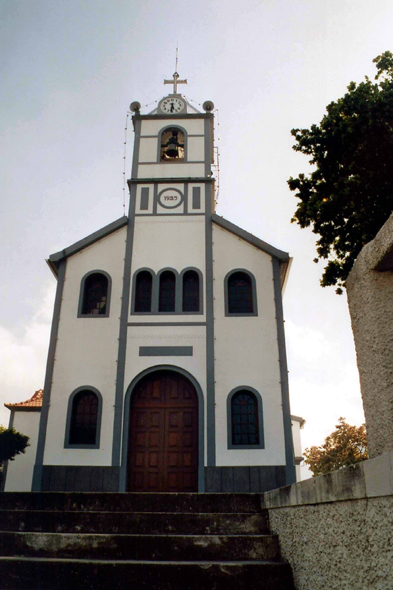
4,389,43,409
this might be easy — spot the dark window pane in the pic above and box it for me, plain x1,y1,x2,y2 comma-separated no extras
183,271,199,312
135,271,153,312
231,391,259,445
69,391,98,445
228,272,253,314
160,128,185,161
159,271,176,312
82,273,108,315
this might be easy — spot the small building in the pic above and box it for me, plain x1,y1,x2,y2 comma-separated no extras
3,75,301,493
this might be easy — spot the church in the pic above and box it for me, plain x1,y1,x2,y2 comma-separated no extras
3,73,298,493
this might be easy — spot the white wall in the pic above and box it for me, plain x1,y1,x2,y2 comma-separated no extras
212,224,286,466
43,226,127,466
4,411,40,491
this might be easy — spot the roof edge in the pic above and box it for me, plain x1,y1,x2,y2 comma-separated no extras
49,216,128,265
212,214,290,261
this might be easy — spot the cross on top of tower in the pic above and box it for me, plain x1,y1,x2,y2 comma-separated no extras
164,72,187,95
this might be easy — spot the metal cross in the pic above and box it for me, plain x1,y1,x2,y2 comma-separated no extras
164,72,187,95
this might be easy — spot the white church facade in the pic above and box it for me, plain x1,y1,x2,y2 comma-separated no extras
3,75,298,493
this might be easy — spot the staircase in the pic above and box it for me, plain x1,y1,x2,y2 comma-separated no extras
0,492,294,589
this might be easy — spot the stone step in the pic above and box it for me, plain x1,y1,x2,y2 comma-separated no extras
0,509,270,535
0,557,295,590
0,492,262,513
0,531,280,561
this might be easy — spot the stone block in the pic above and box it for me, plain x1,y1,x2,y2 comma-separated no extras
363,453,392,498
295,477,317,505
233,467,250,492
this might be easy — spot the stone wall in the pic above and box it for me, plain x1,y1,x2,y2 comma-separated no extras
346,213,393,458
262,451,393,589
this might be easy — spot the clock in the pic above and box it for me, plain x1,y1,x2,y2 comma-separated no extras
159,97,185,114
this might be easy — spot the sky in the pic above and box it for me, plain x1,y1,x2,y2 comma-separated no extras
1,0,392,478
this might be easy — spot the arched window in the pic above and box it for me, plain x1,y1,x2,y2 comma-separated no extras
134,270,153,312
231,391,259,446
159,271,176,312
69,390,99,445
160,128,185,161
226,270,256,315
80,272,110,316
182,270,200,312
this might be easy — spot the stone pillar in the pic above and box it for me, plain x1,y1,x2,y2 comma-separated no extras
346,213,393,458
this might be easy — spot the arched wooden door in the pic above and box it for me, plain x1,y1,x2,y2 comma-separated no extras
127,370,199,492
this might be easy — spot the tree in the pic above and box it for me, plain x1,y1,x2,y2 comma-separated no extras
304,417,368,477
0,426,30,465
288,51,393,293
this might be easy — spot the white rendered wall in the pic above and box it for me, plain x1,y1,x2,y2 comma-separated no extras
124,215,208,457
4,411,40,492
43,226,127,466
212,224,286,466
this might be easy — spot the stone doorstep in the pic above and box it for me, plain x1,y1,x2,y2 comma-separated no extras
0,531,281,561
0,558,295,590
0,510,270,535
0,492,264,513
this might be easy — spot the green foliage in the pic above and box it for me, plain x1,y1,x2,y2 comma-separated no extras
304,417,368,477
288,51,393,293
0,426,30,464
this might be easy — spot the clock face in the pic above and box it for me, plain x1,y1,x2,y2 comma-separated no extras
160,97,185,114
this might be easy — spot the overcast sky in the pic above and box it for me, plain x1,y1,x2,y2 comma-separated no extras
1,0,392,476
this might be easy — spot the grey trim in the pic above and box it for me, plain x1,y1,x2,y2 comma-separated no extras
157,187,184,210
180,267,204,314
294,456,303,465
212,214,289,261
157,124,188,163
119,365,205,492
77,270,112,318
153,183,158,215
224,268,258,317
0,411,15,491
111,185,137,469
130,268,156,314
192,187,201,210
131,118,142,179
138,161,205,165
133,113,209,120
41,466,120,492
204,116,212,177
140,187,149,210
135,212,205,217
272,258,296,486
139,346,193,356
49,217,128,270
205,466,286,493
128,322,206,326
64,386,103,449
128,178,214,185
205,182,216,466
226,386,265,449
140,134,204,138
32,259,66,491
158,267,179,312
184,182,188,215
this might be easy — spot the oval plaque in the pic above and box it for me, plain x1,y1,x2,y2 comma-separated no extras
158,188,183,209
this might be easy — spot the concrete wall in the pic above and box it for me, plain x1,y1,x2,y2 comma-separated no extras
346,213,393,458
263,451,393,589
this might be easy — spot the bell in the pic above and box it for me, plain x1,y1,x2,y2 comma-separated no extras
166,140,178,158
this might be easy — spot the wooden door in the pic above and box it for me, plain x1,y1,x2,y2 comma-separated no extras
128,371,198,492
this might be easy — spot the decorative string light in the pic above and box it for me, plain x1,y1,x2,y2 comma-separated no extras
122,112,130,216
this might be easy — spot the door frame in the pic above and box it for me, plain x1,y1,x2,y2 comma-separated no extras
119,365,205,492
